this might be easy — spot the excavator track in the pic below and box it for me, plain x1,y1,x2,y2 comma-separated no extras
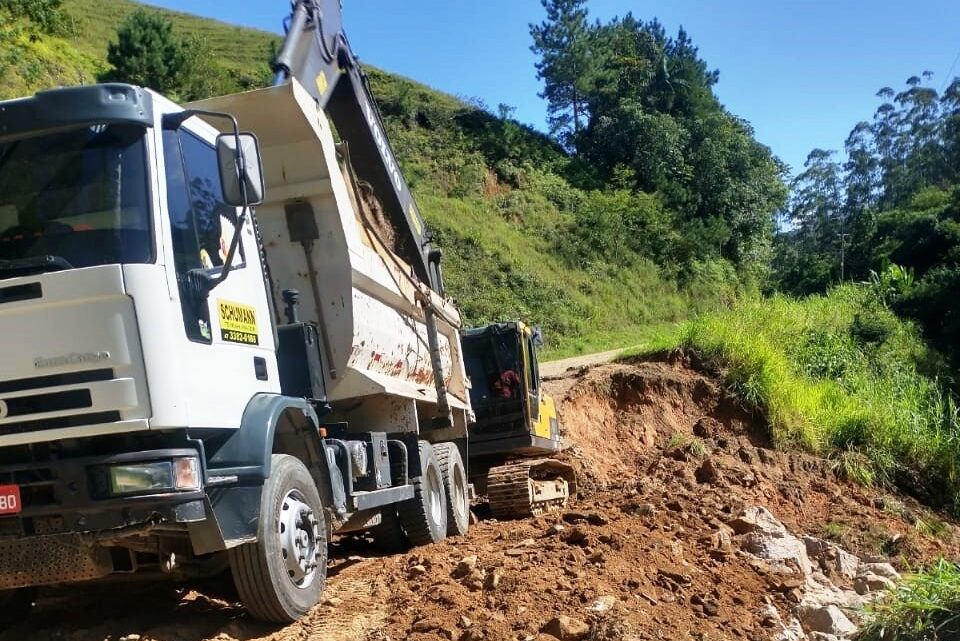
486,459,577,520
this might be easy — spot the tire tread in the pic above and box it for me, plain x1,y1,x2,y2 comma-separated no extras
229,454,327,623
433,442,469,536
396,442,446,546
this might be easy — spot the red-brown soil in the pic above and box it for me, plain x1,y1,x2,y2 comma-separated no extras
2,354,957,641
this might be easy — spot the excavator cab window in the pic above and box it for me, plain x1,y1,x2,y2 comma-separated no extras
522,333,540,421
463,328,526,434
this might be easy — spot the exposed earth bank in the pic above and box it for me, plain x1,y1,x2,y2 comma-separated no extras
2,354,957,641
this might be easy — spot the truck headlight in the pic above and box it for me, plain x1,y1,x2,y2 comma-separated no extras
108,457,201,495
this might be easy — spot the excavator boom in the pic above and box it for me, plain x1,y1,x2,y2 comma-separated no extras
272,1,442,292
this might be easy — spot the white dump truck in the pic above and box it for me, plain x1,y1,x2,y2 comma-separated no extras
0,0,473,622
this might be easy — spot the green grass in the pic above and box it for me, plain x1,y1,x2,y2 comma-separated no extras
860,559,960,641
0,1,279,100
649,285,960,512
822,522,849,541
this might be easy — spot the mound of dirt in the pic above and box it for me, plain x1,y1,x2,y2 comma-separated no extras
2,354,957,641
552,355,758,492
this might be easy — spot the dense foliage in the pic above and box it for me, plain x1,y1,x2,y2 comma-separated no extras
649,283,960,513
776,73,960,365
103,10,186,95
102,9,272,101
531,0,788,282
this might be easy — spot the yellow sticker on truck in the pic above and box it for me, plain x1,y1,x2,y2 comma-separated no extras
217,300,259,345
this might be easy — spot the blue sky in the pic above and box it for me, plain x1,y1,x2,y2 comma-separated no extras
147,1,960,177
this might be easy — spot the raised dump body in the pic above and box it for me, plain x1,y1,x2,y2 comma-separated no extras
191,81,471,435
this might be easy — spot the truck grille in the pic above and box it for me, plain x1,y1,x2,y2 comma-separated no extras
0,368,113,395
0,412,122,438
0,282,41,305
0,465,58,512
0,369,121,437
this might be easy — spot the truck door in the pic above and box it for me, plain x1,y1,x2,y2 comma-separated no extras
160,123,278,428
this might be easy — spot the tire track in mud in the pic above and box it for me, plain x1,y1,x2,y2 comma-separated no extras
292,560,391,641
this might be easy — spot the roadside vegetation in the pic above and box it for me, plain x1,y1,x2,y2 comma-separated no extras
776,72,960,372
860,559,960,641
652,278,960,513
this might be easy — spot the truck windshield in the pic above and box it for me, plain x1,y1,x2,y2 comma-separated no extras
0,124,151,273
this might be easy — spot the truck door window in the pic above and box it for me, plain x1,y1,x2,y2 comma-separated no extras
179,131,244,270
163,130,211,343
163,129,246,344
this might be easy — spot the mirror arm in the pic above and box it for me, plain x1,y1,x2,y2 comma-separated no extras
206,207,249,293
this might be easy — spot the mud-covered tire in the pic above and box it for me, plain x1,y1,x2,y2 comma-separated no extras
229,454,328,623
397,441,448,545
369,506,408,553
433,442,470,537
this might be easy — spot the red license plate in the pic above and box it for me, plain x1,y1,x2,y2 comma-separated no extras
0,485,21,515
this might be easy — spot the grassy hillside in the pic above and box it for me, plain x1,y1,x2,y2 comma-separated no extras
366,68,727,356
0,1,741,356
0,0,277,99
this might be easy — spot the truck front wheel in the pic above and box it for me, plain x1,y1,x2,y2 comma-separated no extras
230,454,328,623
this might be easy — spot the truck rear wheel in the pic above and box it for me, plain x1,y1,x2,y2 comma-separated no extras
230,454,327,623
397,441,447,545
433,442,470,536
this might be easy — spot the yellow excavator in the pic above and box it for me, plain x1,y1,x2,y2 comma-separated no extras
461,322,577,518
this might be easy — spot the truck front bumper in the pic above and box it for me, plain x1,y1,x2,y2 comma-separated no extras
0,447,208,539
0,447,211,589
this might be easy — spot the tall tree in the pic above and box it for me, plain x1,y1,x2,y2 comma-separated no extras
104,9,186,95
530,0,593,149
842,121,880,279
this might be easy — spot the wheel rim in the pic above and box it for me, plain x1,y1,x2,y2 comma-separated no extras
427,466,444,527
452,463,467,520
278,489,321,589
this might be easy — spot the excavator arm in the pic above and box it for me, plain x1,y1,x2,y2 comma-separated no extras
271,0,443,293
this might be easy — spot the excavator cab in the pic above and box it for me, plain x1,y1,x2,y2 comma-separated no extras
462,321,560,457
462,322,575,519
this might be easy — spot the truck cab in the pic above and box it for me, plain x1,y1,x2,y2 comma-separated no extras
0,77,472,622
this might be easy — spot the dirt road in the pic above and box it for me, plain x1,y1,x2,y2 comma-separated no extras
540,349,628,378
2,354,957,641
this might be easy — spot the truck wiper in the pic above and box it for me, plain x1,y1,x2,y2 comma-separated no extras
0,255,74,279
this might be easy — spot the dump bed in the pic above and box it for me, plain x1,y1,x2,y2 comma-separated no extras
191,81,470,431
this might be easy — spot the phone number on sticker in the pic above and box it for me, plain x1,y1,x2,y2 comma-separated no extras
222,330,259,345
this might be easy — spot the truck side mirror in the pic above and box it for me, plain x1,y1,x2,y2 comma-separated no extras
217,132,265,207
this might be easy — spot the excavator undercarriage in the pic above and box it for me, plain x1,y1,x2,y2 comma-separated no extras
485,459,577,519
